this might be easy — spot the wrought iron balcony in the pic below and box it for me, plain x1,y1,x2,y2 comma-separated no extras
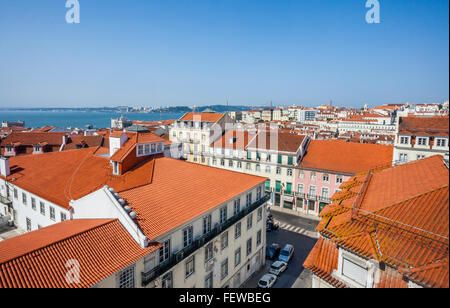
141,193,270,286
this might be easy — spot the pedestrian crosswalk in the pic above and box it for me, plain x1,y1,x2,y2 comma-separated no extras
277,221,319,239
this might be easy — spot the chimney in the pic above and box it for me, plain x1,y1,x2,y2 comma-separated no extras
0,157,10,177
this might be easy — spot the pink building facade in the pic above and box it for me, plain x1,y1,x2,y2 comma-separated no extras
293,168,352,216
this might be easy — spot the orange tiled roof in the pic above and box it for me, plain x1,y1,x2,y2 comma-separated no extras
246,131,306,153
62,135,104,150
0,219,156,288
179,112,225,123
303,237,347,288
2,147,153,209
0,132,66,146
398,116,449,137
306,156,449,288
299,140,393,175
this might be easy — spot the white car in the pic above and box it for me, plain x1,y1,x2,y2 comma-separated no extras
257,274,277,288
269,261,288,276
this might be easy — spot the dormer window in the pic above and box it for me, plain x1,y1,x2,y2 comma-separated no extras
6,146,13,153
436,138,447,147
33,146,41,152
151,143,156,153
399,136,410,145
417,137,428,146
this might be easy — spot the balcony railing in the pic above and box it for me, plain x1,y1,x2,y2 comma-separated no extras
141,193,270,286
295,192,305,198
306,194,317,200
317,196,331,203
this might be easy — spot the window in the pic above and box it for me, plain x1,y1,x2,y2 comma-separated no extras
247,152,251,160
265,180,271,191
229,160,234,167
205,272,213,288
22,193,27,205
61,212,67,222
246,163,251,170
297,184,304,194
265,165,271,173
185,256,195,278
310,172,317,181
417,137,428,146
31,198,36,211
247,214,253,230
266,154,272,162
221,231,229,250
233,199,241,215
399,136,409,145
26,218,32,232
237,161,242,169
342,257,368,287
276,167,281,175
235,247,241,267
221,259,229,280
13,188,18,199
257,229,262,246
137,145,144,155
40,202,45,215
399,153,408,162
323,174,330,182
255,164,261,172
246,238,252,256
257,207,263,222
257,186,262,200
246,193,252,207
298,170,305,179
183,226,193,248
436,138,447,147
205,243,213,262
309,186,316,196
235,222,241,239
117,266,135,288
203,215,212,234
287,156,293,165
159,239,170,263
287,169,293,177
336,176,344,184
220,207,228,224
277,155,282,164
50,206,55,221
221,159,225,166
161,272,173,288
321,187,329,199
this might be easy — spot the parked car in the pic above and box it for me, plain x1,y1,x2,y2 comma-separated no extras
266,221,279,232
278,244,294,263
269,261,288,276
257,274,277,288
266,243,281,260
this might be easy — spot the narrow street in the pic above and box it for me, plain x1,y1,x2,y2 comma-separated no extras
242,211,319,288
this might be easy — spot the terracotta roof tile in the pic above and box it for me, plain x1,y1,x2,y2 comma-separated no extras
312,156,449,288
0,219,156,288
398,116,449,136
299,140,393,174
180,112,225,123
246,131,306,153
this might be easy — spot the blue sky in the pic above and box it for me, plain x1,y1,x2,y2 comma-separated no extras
0,0,448,108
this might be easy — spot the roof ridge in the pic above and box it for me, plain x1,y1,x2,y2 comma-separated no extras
0,219,117,265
